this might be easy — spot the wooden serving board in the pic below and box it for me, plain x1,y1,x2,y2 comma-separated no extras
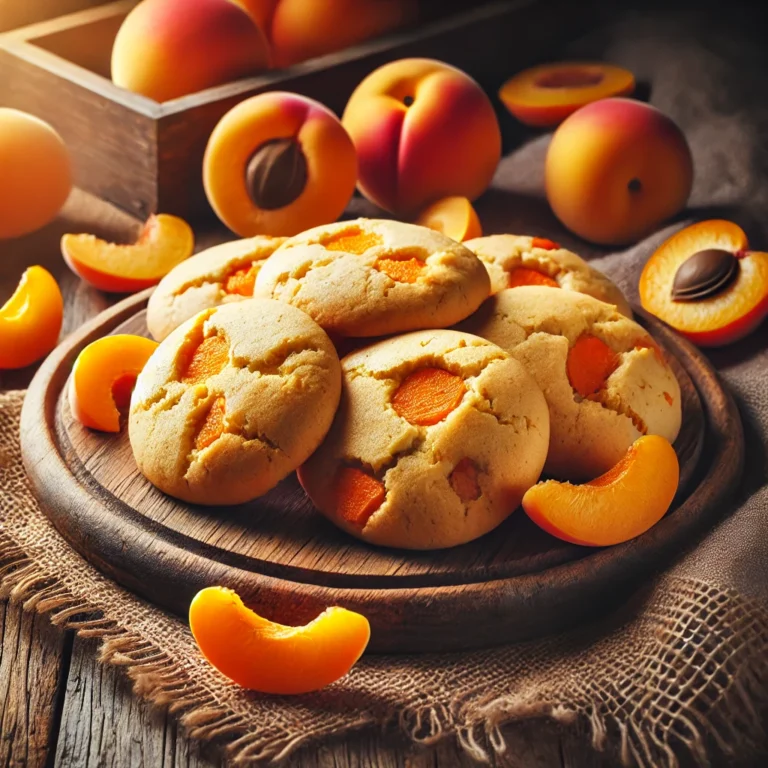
20,291,744,653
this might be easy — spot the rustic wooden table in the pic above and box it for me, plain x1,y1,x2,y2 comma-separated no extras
0,190,617,767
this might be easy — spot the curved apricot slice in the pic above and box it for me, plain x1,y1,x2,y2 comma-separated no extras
522,435,679,546
566,335,619,398
415,196,482,242
639,219,768,346
507,267,559,289
0,266,63,369
391,367,466,426
189,586,370,694
68,334,159,432
61,214,194,293
499,62,635,127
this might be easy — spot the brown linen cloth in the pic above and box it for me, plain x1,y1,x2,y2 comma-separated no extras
2,8,768,767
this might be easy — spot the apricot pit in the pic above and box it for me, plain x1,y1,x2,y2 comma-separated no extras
189,586,370,694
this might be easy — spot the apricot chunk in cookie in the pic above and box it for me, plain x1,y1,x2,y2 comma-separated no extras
297,329,549,549
147,236,286,341
129,300,341,505
465,234,631,316
460,286,681,482
639,219,768,346
255,218,491,337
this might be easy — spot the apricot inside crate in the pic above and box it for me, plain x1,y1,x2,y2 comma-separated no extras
0,0,596,222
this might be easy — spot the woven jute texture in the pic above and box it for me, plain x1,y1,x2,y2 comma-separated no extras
3,6,768,767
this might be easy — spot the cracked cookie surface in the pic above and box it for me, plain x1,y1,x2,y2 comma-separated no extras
253,218,491,337
459,286,681,481
297,329,550,549
129,299,341,505
465,234,632,316
147,236,286,341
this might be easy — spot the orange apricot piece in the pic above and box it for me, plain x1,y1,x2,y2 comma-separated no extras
449,458,481,502
522,435,679,546
180,335,229,385
334,467,386,527
323,228,383,254
189,586,370,694
531,237,560,250
224,263,259,296
392,367,466,426
566,335,619,398
0,266,63,370
195,397,227,450
61,214,194,293
499,62,635,127
639,219,768,346
375,255,425,284
507,267,560,289
415,196,482,242
68,334,159,432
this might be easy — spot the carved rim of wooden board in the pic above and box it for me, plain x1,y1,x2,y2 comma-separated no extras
20,289,745,653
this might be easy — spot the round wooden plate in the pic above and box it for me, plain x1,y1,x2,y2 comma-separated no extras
20,290,744,653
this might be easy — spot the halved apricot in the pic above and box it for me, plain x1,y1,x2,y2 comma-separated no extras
499,62,635,127
639,219,768,346
61,214,194,293
68,334,159,432
391,367,466,425
415,196,482,242
0,266,63,370
522,435,679,546
189,586,370,694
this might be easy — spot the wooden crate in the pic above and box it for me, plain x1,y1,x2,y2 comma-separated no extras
0,0,599,223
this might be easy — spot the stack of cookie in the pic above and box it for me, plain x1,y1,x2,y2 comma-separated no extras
131,218,681,550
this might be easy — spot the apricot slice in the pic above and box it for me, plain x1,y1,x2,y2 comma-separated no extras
566,335,619,398
62,214,194,293
224,263,259,296
0,266,63,370
392,367,466,426
189,586,370,694
68,334,159,432
499,62,635,127
415,196,482,242
639,219,768,346
522,435,679,546
507,267,560,289
323,228,383,254
180,334,229,385
375,253,425,283
334,467,386,527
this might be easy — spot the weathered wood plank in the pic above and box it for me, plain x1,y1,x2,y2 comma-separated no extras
0,600,70,768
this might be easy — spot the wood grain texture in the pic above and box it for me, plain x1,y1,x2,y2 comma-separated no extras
19,290,743,653
0,601,70,768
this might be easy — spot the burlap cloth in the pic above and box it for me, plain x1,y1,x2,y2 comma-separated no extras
2,7,768,767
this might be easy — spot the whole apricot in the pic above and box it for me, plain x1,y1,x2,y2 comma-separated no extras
0,109,72,240
545,98,693,245
342,59,501,217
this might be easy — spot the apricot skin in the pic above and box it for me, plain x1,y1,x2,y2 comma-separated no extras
342,59,501,217
0,267,63,370
545,98,693,245
111,0,270,103
189,586,370,694
68,334,159,432
204,92,357,237
0,109,72,240
522,435,679,547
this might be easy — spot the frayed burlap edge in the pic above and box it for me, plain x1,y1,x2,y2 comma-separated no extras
2,387,768,766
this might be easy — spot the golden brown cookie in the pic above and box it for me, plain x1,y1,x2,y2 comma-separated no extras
147,236,286,341
254,218,490,337
297,329,550,549
465,234,632,316
460,286,681,481
129,299,341,505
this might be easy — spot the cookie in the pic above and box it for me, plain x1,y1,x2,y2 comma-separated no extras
147,236,286,341
297,329,550,549
254,218,490,337
129,299,341,505
460,286,681,481
465,234,632,316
